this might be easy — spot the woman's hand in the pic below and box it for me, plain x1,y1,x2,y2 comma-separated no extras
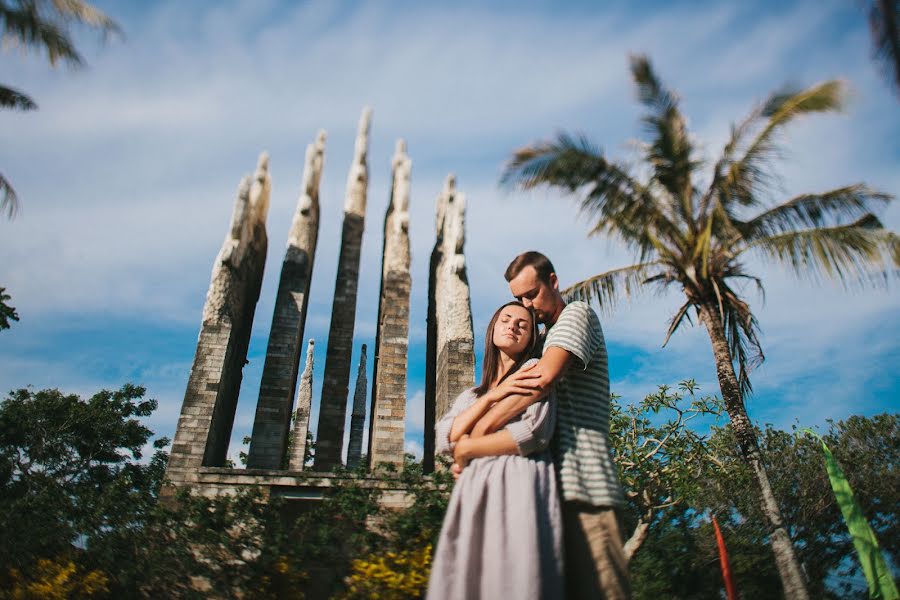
452,434,471,477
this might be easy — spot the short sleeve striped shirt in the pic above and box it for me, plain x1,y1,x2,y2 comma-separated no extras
544,301,625,507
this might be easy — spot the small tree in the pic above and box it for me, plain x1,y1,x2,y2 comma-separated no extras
611,381,724,560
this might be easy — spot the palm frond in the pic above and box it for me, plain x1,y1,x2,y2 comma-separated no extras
724,270,766,305
1,0,120,66
718,283,764,398
1,172,19,219
629,54,678,115
50,0,120,35
561,262,663,315
866,0,900,95
0,84,37,110
662,300,693,347
629,54,696,217
1,4,83,66
502,132,678,261
722,81,845,209
502,132,612,192
744,214,900,287
741,185,893,241
700,111,757,220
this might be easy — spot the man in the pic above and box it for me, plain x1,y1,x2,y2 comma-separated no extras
465,251,629,600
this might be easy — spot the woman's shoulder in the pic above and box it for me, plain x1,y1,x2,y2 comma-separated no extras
453,387,480,405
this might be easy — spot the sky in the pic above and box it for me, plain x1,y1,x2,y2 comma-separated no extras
1,0,898,463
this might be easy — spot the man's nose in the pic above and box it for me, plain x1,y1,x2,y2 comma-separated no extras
522,298,533,308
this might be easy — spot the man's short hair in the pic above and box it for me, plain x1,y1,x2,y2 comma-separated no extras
505,251,556,285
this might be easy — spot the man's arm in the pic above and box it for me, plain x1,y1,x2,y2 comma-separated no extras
470,346,573,437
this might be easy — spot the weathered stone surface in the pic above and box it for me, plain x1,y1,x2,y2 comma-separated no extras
287,339,315,471
160,467,416,512
165,153,270,489
346,345,368,470
247,132,326,469
368,140,411,471
315,108,372,470
424,175,474,472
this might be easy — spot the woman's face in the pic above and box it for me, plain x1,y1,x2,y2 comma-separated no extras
491,304,533,358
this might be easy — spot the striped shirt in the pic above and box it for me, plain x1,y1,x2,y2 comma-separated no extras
544,301,625,507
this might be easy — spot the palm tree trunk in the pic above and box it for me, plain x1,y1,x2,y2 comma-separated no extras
698,303,809,600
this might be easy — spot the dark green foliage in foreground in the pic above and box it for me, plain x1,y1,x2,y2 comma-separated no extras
0,383,895,598
0,384,451,598
0,384,198,597
629,413,899,599
0,288,18,330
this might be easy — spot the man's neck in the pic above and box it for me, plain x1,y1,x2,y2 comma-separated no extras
546,298,566,327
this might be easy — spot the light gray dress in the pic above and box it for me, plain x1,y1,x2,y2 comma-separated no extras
427,366,564,600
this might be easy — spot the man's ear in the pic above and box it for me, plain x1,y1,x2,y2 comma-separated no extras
549,272,559,291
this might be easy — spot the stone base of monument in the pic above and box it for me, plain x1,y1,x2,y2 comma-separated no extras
160,468,414,510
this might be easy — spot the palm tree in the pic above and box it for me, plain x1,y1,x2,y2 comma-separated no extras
1,0,119,218
862,0,900,97
502,54,898,599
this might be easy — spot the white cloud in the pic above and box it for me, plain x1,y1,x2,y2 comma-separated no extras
404,439,424,461
405,389,425,434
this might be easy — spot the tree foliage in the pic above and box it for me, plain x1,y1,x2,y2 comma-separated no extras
861,0,900,97
610,380,725,559
630,413,899,599
0,288,18,330
2,383,894,598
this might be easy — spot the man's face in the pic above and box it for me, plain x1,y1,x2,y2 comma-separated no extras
508,265,559,325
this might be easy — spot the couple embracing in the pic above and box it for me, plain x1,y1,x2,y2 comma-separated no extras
427,251,630,600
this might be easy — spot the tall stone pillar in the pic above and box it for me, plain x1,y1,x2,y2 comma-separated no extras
165,154,270,488
314,108,372,470
368,140,411,471
247,132,326,469
287,339,315,471
346,345,368,470
424,175,474,472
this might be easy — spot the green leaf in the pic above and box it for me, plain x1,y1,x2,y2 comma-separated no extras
742,185,893,241
745,214,900,288
0,84,37,110
561,262,662,314
802,429,899,600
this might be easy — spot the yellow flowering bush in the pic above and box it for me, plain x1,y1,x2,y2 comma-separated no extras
342,543,432,599
3,558,108,600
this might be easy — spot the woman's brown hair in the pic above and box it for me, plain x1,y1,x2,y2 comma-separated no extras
472,301,539,397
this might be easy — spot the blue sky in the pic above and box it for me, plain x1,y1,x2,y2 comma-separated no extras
1,0,898,462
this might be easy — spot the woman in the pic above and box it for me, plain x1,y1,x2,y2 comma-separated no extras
427,301,563,600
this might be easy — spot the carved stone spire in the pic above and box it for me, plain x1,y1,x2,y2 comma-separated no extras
368,139,412,471
247,133,326,469
165,153,269,490
346,345,368,470
424,174,474,472
315,108,372,470
344,107,371,216
287,339,315,471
